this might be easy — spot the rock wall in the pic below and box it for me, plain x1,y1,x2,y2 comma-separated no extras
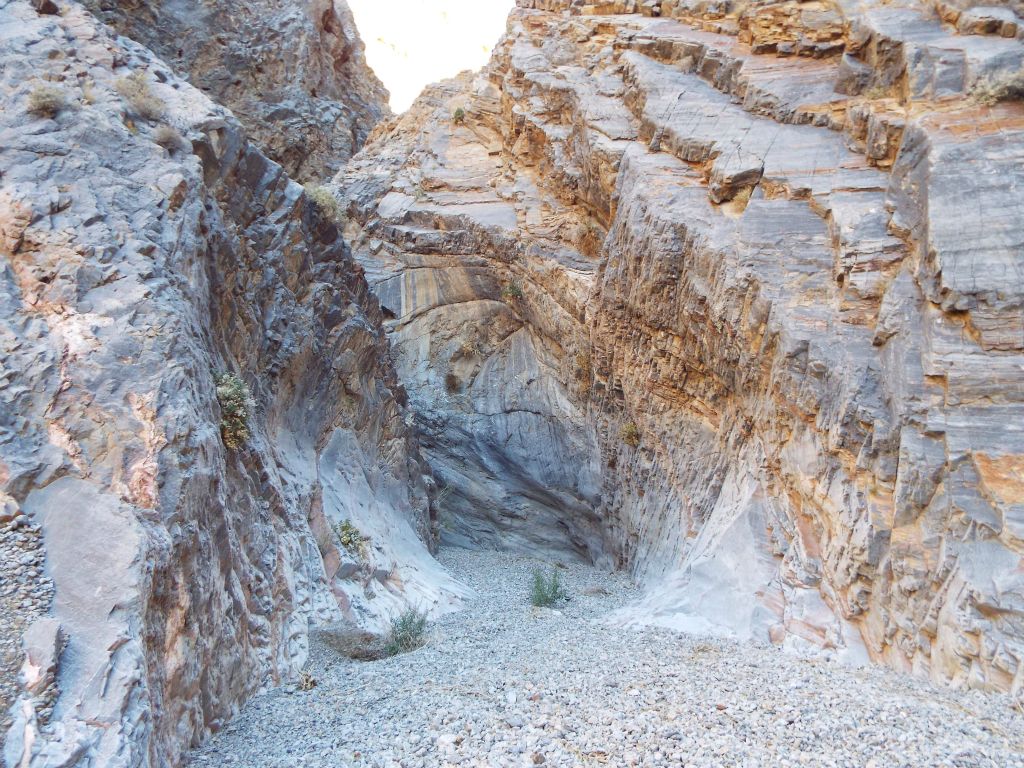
338,0,1024,694
83,0,390,182
0,2,464,766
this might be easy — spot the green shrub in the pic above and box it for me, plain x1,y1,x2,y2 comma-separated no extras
452,107,466,125
336,519,367,555
215,373,253,450
27,85,68,118
501,282,523,301
305,184,343,222
531,567,568,607
620,421,640,447
115,72,166,121
385,608,428,656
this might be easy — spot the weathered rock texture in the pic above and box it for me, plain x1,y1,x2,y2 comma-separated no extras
83,0,390,182
0,2,463,766
338,0,1024,695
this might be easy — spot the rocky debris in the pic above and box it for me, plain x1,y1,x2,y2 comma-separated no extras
83,0,390,181
0,1,463,765
191,548,1024,767
0,514,55,734
337,0,1024,699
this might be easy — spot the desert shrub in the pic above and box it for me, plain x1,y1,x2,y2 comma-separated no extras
452,107,466,124
305,184,343,222
531,567,568,607
384,608,428,656
620,421,640,447
27,85,67,118
297,671,317,691
336,519,368,555
215,373,253,450
501,281,523,301
153,124,185,152
115,72,166,121
971,70,1024,106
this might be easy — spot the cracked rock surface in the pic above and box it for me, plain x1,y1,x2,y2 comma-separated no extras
338,0,1024,696
0,2,460,766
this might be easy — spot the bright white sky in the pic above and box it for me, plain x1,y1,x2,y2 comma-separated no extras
348,0,515,113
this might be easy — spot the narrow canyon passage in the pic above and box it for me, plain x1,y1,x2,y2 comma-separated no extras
191,549,1024,768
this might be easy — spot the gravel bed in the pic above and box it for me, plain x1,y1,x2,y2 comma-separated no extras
191,548,1024,768
0,514,54,732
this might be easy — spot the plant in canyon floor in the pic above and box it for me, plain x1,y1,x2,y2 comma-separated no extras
385,608,428,656
215,373,254,450
531,568,568,607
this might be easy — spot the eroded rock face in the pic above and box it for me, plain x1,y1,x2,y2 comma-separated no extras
338,0,1024,694
83,0,390,182
0,2,464,766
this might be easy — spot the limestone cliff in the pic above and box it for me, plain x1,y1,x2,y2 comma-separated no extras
83,0,390,181
338,0,1024,694
0,2,463,766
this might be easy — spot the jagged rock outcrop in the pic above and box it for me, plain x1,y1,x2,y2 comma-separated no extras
338,0,1024,695
0,2,464,766
83,0,390,182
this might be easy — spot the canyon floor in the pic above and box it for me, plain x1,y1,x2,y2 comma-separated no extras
190,550,1024,768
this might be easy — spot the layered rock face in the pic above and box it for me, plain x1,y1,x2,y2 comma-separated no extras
339,0,1024,694
83,0,390,181
0,2,463,766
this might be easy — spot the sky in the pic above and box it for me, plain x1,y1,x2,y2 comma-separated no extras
348,0,515,113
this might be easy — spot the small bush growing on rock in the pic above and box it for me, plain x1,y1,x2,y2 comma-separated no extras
620,421,640,447
297,671,317,691
971,70,1024,106
445,372,460,393
501,282,524,301
336,519,368,556
115,72,166,121
531,568,568,607
215,373,253,450
385,607,428,656
27,85,68,118
452,107,466,125
305,184,343,222
153,124,186,152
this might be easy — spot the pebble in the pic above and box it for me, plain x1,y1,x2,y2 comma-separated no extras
190,549,1024,768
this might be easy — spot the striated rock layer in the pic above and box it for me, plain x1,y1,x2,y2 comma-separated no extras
83,0,390,182
0,2,464,766
338,0,1024,694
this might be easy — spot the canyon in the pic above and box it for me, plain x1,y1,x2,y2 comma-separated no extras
1,0,1023,766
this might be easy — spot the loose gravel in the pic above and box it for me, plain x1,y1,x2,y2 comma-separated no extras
191,549,1024,768
0,514,54,732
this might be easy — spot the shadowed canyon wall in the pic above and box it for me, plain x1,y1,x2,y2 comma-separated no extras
338,0,1024,693
1,2,463,766
3,0,1024,765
